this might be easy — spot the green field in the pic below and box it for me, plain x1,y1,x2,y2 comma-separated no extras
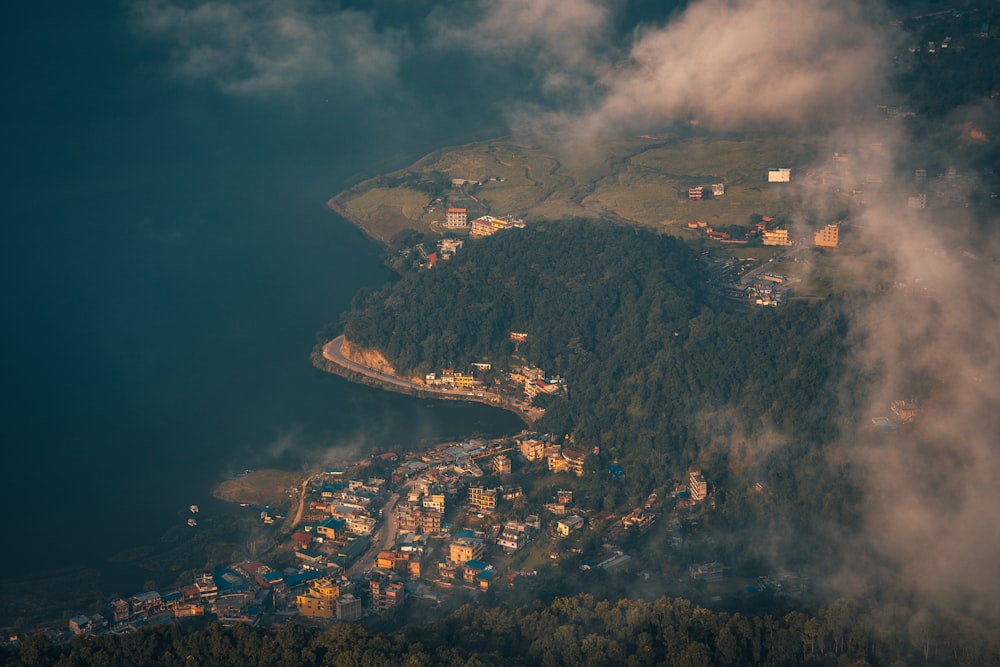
329,132,832,245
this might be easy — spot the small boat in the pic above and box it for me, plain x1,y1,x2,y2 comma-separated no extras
190,505,199,514
187,518,198,527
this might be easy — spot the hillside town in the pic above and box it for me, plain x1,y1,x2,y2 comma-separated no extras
50,429,814,643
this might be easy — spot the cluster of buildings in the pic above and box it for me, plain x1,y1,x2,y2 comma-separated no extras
413,237,464,269
421,361,566,408
688,183,726,201
441,207,526,237
516,433,585,477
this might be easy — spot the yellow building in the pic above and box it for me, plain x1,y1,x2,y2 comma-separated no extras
449,538,484,564
454,372,475,388
296,577,341,618
814,223,839,248
762,228,792,246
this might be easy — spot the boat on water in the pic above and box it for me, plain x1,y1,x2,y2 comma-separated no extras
187,518,198,527
190,504,199,513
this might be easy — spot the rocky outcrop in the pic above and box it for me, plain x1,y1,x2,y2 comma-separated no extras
340,339,397,376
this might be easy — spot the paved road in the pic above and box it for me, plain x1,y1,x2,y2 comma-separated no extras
347,491,401,577
322,335,544,423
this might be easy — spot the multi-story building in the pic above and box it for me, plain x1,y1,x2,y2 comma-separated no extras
444,207,468,229
423,493,446,513
336,593,362,621
519,435,547,462
562,448,585,477
449,538,485,564
468,486,498,511
316,517,346,540
296,577,341,618
814,223,839,248
762,228,792,246
370,578,405,612
689,471,707,502
492,454,511,474
470,215,526,237
688,186,703,201
193,573,218,602
397,506,443,536
497,521,532,553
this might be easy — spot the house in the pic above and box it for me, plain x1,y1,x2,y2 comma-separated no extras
469,486,498,511
767,167,791,182
556,515,584,537
463,560,490,582
549,447,585,476
497,522,532,553
69,614,106,636
316,517,347,540
712,183,725,196
688,186,703,201
518,434,548,461
689,562,724,582
193,573,218,601
891,399,920,423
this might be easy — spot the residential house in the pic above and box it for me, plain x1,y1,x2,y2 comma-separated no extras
468,486,498,511
767,168,791,182
556,515,585,537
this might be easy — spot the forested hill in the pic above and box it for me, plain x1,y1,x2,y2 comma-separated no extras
342,220,849,485
345,220,706,376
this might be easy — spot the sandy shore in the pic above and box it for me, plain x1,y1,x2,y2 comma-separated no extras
212,469,303,508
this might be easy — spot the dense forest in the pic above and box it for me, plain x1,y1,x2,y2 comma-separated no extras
344,221,857,553
8,593,998,666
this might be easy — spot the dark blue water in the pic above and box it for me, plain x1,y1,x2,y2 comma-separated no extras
1,5,522,621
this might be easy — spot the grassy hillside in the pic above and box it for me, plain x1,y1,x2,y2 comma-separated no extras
329,132,826,244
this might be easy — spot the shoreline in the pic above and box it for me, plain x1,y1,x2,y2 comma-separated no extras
312,335,540,427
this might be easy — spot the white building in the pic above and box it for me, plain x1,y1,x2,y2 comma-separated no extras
767,168,791,183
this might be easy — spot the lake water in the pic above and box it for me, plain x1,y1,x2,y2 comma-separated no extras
0,5,524,625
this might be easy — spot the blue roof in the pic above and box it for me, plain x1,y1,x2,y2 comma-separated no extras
455,529,475,539
283,571,322,588
320,518,346,529
161,592,182,603
464,559,488,570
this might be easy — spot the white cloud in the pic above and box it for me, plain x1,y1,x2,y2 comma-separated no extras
429,0,613,93
131,0,405,96
569,0,892,134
